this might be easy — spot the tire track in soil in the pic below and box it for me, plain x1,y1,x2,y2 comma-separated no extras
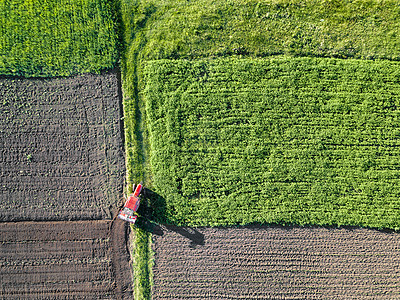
0,220,133,299
110,218,134,299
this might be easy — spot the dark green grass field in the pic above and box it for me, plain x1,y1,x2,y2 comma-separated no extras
0,0,120,77
144,57,400,229
122,0,400,186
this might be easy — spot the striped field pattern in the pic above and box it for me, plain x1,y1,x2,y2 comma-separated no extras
152,225,400,300
144,57,400,229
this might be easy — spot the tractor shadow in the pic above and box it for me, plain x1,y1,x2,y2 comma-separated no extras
162,225,205,248
137,187,167,225
136,188,205,247
149,222,205,248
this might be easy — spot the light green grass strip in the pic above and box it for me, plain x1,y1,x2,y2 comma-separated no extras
120,1,153,298
132,226,152,300
129,0,400,61
143,57,400,230
120,0,147,185
0,0,120,77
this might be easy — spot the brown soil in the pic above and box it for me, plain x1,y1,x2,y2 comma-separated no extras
151,225,400,300
0,71,125,221
0,219,133,299
0,72,133,298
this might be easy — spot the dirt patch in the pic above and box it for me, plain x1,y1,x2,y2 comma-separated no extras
0,71,125,221
151,225,400,299
0,219,133,299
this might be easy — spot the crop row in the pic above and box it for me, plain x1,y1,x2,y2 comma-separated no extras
144,57,400,229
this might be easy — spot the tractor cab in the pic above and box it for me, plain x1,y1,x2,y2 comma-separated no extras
118,183,143,224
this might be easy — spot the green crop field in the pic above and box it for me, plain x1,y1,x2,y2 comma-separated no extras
0,0,120,77
143,57,400,229
122,0,400,186
122,0,400,193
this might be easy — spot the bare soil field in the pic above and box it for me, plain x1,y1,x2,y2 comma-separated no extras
0,219,133,299
152,225,400,300
0,71,125,221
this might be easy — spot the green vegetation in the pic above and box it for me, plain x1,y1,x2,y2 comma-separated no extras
0,0,120,77
132,226,152,300
144,57,400,229
118,3,400,294
128,0,400,61
121,0,400,186
120,0,145,185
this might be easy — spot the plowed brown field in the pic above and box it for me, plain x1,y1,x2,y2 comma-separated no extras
0,71,125,221
0,72,133,299
152,225,400,299
0,220,133,299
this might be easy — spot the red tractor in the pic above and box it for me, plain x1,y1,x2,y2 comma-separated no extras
118,182,143,224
